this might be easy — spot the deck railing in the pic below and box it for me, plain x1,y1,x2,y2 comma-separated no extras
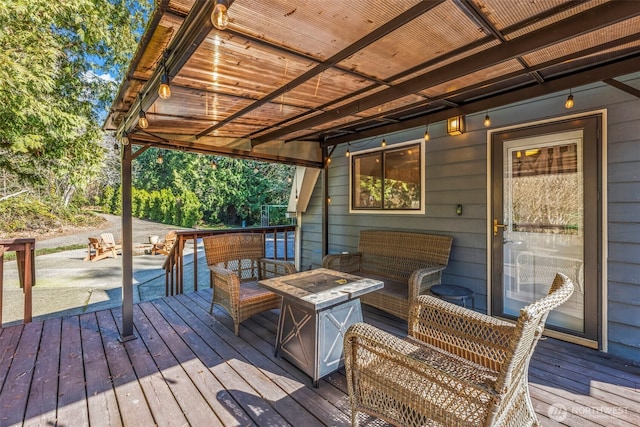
0,238,36,325
162,225,296,296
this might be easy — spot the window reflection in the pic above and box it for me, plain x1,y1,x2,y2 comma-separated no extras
352,143,421,211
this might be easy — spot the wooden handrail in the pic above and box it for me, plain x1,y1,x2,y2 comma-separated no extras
162,225,296,296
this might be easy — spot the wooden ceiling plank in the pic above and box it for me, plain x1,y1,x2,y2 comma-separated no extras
253,1,640,146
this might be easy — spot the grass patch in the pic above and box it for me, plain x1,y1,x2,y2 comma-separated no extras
2,244,86,261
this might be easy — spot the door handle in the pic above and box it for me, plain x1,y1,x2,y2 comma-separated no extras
493,218,507,236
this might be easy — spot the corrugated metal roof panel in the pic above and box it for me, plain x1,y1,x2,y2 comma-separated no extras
229,0,423,62
524,16,640,66
419,60,524,98
174,32,317,102
338,1,490,80
475,0,609,39
104,0,640,164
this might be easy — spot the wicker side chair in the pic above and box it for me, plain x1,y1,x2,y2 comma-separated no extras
203,233,296,336
344,273,574,427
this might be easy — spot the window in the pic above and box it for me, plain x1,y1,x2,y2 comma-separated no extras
350,140,424,214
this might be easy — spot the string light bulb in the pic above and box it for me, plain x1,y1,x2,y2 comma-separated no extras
121,134,129,146
158,53,171,99
484,112,491,127
345,143,350,157
137,94,149,129
159,72,171,99
138,110,149,129
211,159,218,169
211,0,229,30
424,125,430,142
156,151,163,164
565,89,574,109
381,138,387,148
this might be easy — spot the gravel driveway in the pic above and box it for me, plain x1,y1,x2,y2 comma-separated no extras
35,213,185,250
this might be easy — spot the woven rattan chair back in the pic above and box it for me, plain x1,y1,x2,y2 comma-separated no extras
203,233,294,335
203,233,264,280
358,230,452,281
494,272,575,393
345,273,574,426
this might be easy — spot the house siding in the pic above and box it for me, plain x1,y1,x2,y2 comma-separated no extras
300,73,640,363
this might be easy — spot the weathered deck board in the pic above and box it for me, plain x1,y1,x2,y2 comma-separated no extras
160,294,327,426
0,289,639,427
173,293,350,426
81,313,125,427
1,322,43,426
96,309,156,426
57,316,89,426
23,317,61,427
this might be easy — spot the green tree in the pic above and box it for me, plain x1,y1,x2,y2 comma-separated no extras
0,0,152,205
101,186,114,213
131,149,294,227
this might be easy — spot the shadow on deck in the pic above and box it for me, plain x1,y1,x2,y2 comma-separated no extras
0,289,638,426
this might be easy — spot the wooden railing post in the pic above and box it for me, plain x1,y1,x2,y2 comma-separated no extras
0,238,36,325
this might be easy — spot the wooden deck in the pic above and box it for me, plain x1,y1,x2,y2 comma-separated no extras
1,289,639,426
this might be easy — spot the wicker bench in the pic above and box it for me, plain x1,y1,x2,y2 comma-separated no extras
322,230,453,320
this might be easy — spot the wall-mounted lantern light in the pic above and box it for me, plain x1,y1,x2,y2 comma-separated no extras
447,115,465,135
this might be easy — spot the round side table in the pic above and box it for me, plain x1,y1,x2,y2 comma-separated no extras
430,285,474,308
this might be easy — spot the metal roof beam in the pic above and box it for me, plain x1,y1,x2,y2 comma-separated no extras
254,1,640,146
104,0,170,130
321,54,640,146
305,32,640,142
127,133,322,168
196,0,444,138
604,78,640,99
118,0,219,137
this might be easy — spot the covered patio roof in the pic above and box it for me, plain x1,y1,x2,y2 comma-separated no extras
104,0,640,168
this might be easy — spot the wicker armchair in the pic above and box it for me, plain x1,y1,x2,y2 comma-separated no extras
203,233,296,335
344,273,574,427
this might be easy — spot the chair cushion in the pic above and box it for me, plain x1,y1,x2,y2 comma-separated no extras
239,280,277,302
358,273,408,299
